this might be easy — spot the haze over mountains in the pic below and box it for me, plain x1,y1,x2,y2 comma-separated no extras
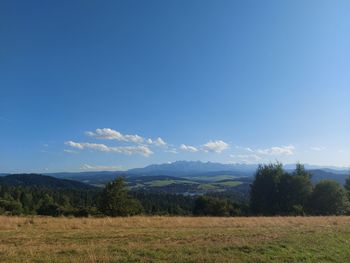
37,161,346,177
47,161,350,188
0,161,348,195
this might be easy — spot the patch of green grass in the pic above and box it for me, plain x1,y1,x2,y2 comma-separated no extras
147,179,198,187
214,181,242,187
197,183,219,190
183,175,238,182
197,181,242,190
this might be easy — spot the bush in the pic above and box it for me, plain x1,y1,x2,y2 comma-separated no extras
0,199,23,215
308,180,350,215
193,196,232,216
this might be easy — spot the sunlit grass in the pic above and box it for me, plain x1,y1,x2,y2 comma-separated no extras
147,179,198,187
1,216,350,262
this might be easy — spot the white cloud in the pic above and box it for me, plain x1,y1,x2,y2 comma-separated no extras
256,145,295,156
153,137,167,147
65,141,85,150
65,141,153,157
65,141,111,152
80,164,124,171
238,145,295,156
113,145,153,156
146,137,167,147
165,148,178,154
179,144,198,153
202,140,229,153
86,128,144,143
84,128,169,152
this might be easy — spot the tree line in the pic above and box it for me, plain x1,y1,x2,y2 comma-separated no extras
0,176,247,216
0,163,349,217
250,163,350,215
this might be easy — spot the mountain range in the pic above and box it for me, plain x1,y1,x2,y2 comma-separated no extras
0,161,348,195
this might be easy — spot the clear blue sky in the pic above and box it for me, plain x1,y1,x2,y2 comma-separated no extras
1,0,349,172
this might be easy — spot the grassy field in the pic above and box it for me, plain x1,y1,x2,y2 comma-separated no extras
1,216,350,263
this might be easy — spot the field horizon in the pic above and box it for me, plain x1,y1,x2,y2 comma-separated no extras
1,215,350,262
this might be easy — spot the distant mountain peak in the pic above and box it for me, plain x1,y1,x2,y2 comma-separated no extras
128,160,258,176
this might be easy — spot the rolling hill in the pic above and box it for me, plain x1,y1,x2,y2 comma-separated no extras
0,174,97,190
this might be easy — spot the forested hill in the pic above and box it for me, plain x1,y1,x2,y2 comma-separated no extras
0,174,96,190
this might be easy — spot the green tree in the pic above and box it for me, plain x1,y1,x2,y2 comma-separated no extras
278,164,313,215
0,199,23,215
308,180,350,215
99,177,142,216
250,163,284,215
344,175,350,199
20,192,33,214
36,194,62,216
193,196,232,216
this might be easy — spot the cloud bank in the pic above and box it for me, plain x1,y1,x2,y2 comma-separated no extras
65,141,153,157
202,140,229,153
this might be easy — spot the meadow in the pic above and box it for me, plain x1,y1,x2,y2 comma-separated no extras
1,216,350,262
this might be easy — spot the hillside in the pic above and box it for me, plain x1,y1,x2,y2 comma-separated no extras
309,169,350,185
34,161,349,196
0,174,96,190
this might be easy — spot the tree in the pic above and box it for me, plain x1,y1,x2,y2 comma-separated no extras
344,175,350,199
0,199,23,215
36,194,62,216
308,180,350,215
99,177,142,216
20,192,33,214
278,164,313,215
193,196,232,216
250,163,284,215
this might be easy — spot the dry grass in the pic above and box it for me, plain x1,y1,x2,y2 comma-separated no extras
1,216,350,262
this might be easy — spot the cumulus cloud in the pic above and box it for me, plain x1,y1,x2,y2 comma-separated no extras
146,137,167,147
115,145,153,156
65,141,111,152
86,128,168,147
153,137,167,147
239,145,295,156
65,141,153,157
202,140,229,153
179,144,198,153
80,164,124,171
256,145,295,156
86,128,144,143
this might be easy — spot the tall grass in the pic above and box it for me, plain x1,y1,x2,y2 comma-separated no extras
1,216,350,262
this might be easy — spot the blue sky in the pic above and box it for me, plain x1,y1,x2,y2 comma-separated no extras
1,0,349,172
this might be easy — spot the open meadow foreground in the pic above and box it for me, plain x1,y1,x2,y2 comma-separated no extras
1,216,350,263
